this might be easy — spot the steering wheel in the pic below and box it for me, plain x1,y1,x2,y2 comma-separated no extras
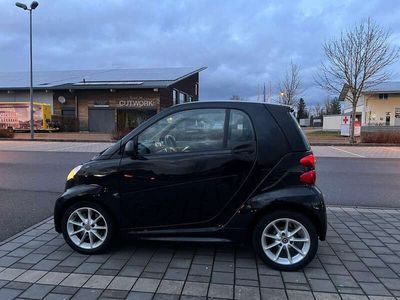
182,146,191,152
164,134,177,148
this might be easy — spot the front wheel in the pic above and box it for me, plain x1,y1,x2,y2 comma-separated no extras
61,202,114,254
253,210,318,271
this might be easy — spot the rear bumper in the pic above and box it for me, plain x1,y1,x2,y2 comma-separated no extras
315,186,327,240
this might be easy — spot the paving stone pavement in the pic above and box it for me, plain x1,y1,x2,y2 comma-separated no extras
0,206,399,299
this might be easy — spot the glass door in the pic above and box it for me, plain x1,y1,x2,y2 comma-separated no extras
117,109,157,131
395,108,400,126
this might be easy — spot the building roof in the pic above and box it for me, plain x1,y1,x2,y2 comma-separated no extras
339,81,400,100
363,81,400,93
0,67,206,90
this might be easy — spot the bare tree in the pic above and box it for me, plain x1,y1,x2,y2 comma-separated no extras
324,98,332,115
279,61,302,106
313,103,324,118
316,18,399,143
230,95,241,101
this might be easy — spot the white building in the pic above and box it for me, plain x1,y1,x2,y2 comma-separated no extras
339,82,400,126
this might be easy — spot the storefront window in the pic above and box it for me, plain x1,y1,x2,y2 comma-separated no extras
179,92,186,104
61,108,75,117
117,109,157,131
173,90,177,105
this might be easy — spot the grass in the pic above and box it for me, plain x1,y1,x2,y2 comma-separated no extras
304,129,347,143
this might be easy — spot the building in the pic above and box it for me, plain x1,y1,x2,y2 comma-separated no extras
339,81,400,126
0,67,206,132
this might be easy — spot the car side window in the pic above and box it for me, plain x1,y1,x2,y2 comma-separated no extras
137,109,226,155
228,110,255,147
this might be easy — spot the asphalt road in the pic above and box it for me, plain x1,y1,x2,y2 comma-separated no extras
0,151,93,241
0,150,399,241
317,157,400,208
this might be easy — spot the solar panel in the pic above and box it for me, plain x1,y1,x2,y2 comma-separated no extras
0,67,205,89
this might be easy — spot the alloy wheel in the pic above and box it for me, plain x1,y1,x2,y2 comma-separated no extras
66,207,108,250
261,218,311,265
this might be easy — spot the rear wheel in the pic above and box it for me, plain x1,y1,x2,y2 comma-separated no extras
61,202,113,254
253,210,318,271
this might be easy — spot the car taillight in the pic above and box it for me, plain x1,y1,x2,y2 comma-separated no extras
300,154,316,184
300,170,316,184
300,154,316,168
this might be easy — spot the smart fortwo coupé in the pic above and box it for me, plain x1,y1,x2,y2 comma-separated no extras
54,101,326,271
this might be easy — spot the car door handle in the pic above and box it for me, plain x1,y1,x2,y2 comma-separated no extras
232,143,255,154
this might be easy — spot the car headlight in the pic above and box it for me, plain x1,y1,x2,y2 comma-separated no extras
67,165,82,181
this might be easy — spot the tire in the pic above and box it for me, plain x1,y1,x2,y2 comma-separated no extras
61,202,114,254
253,210,318,271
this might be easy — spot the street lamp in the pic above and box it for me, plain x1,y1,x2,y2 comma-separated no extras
15,1,39,140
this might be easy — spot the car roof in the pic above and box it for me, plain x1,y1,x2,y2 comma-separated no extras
175,101,291,110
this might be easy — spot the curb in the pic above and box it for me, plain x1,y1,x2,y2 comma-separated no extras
327,204,400,210
310,142,400,147
1,139,399,146
0,216,53,245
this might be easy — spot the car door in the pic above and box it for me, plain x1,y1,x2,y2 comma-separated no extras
119,107,257,229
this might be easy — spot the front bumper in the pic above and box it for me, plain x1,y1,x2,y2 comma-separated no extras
53,184,104,233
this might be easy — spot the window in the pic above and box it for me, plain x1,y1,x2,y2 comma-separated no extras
172,90,177,105
386,112,391,126
61,108,75,117
179,92,186,104
138,109,226,154
228,110,254,147
379,93,388,99
195,83,199,96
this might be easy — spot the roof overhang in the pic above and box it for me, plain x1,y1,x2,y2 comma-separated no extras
339,82,400,100
0,67,207,91
166,66,207,87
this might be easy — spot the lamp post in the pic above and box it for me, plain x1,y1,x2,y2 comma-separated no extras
15,1,39,140
279,91,285,103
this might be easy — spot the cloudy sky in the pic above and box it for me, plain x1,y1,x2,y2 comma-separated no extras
1,0,400,105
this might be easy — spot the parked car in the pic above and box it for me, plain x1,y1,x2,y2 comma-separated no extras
54,101,326,271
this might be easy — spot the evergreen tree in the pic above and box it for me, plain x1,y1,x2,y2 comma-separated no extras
297,98,308,119
324,97,342,115
331,98,341,114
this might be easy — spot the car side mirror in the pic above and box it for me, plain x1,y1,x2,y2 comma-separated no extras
124,140,137,157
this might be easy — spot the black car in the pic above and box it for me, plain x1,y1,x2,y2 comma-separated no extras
54,101,326,271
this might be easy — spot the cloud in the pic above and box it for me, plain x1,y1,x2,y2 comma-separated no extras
1,0,400,105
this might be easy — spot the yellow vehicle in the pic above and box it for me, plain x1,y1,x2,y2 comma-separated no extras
0,102,52,131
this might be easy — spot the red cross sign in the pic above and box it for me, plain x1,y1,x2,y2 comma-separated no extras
343,116,349,124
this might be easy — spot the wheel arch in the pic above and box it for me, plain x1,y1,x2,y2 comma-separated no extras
248,202,326,241
54,185,120,233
